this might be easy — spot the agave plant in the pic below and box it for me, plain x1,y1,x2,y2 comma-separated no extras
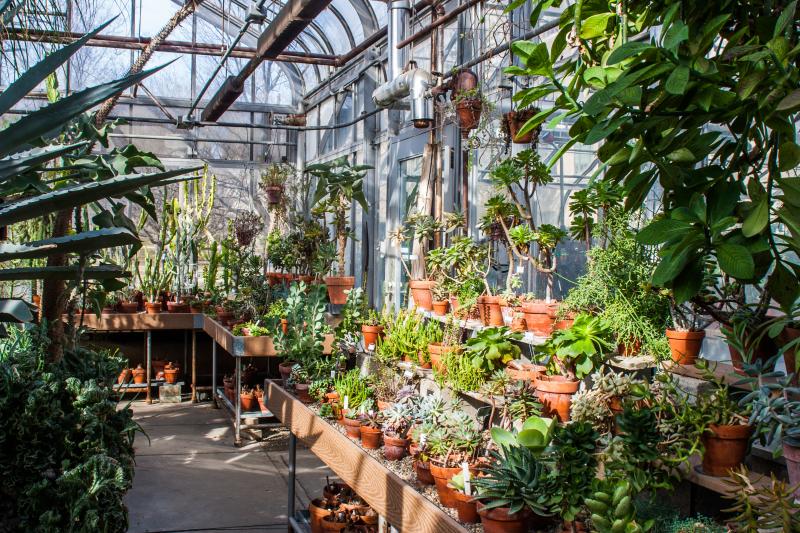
0,17,199,350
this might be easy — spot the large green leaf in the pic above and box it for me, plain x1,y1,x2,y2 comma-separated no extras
0,166,201,226
0,265,130,281
0,299,34,323
0,61,173,158
716,243,755,279
0,19,115,115
0,228,139,261
636,218,692,245
0,142,88,182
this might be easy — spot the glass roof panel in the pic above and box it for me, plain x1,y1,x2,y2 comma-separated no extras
371,0,387,27
331,0,364,42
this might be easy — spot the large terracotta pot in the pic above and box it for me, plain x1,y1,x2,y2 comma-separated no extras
504,109,539,144
666,329,706,365
408,280,436,311
430,462,478,508
323,276,355,305
476,503,531,533
360,425,383,449
455,97,483,138
342,416,362,440
783,441,800,500
144,302,162,314
428,343,461,374
777,326,799,384
452,490,479,524
477,295,504,326
535,375,580,422
383,435,409,461
167,301,190,313
432,300,449,316
132,364,146,384
522,301,556,336
164,362,180,384
361,324,384,350
414,460,435,485
701,423,753,476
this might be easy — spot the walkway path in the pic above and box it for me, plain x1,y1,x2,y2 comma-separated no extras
125,401,330,533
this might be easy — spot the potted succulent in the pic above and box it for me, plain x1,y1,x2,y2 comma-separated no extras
164,362,180,384
138,252,171,315
431,283,450,316
381,403,412,460
307,156,372,304
240,386,258,412
428,316,462,373
333,369,371,423
116,288,140,314
666,299,711,365
465,326,522,377
427,412,483,508
215,298,237,327
360,309,384,350
342,406,364,440
290,366,313,404
358,405,382,450
452,86,484,138
259,162,293,205
535,314,612,422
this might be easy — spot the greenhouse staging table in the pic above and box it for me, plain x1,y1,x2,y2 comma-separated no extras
75,312,204,404
265,380,468,533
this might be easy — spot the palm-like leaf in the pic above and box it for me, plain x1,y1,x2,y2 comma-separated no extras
0,228,139,260
0,142,89,182
0,265,130,281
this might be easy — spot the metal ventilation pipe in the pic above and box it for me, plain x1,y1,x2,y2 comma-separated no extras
372,68,434,127
388,0,410,82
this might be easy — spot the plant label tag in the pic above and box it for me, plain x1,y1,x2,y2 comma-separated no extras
368,343,375,351
403,370,413,379
330,370,335,379
462,462,471,495
343,396,349,410
516,265,524,273
419,433,427,446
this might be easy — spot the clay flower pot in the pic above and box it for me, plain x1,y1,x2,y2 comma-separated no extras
361,324,384,350
455,97,483,138
264,185,283,205
408,280,436,311
477,295,504,326
118,301,139,314
278,361,296,381
428,343,460,374
535,375,580,422
117,368,132,385
666,329,706,365
417,350,432,369
617,338,642,356
477,502,531,533
504,108,539,144
342,416,362,440
144,301,162,314
360,425,383,449
414,460,435,485
323,276,355,305
783,441,800,500
505,361,546,383
295,383,313,404
432,300,449,316
308,498,335,533
167,301,190,313
215,307,235,326
164,362,180,384
240,392,258,412
256,392,267,413
325,391,340,405
777,326,799,385
382,435,409,461
522,301,557,336
722,325,776,374
132,364,146,384
701,423,753,476
430,462,478,508
320,516,348,532
510,313,527,332
453,491,479,524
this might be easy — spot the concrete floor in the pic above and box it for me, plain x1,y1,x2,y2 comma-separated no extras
125,401,334,533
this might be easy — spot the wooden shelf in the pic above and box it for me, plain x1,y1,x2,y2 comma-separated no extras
203,316,335,357
72,311,204,331
662,360,753,390
265,380,468,533
682,456,771,497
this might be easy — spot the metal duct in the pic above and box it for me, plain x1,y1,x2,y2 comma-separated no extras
372,68,434,125
387,0,409,82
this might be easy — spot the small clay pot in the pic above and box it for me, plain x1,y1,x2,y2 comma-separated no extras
510,313,527,332
618,338,642,356
408,280,436,311
132,364,146,384
151,359,168,378
701,423,753,476
167,301,190,313
428,343,461,374
506,361,546,383
325,391,340,404
666,329,706,365
382,435,409,461
342,416,362,440
308,498,335,533
164,362,180,384
144,302,162,314
432,300,449,316
295,383,313,404
522,301,557,335
240,393,258,412
215,307,235,326
117,368,132,384
477,502,531,533
535,375,580,422
323,276,355,305
504,108,539,144
278,361,296,381
118,301,139,314
257,393,267,413
414,460,435,485
417,350,432,369
430,462,478,508
452,490,479,524
361,324,384,350
360,425,383,449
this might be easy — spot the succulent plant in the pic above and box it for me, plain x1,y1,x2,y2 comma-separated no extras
381,403,412,438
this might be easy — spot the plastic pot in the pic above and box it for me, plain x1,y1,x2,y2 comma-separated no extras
453,491,479,523
666,329,706,365
477,503,531,533
360,425,383,449
323,276,354,305
701,423,753,476
432,300,449,316
408,280,436,311
361,324,384,350
382,435,409,461
535,375,580,422
342,417,362,440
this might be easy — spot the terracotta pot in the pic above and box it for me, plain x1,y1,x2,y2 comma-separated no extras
428,343,461,374
455,97,483,138
522,301,556,336
342,416,362,440
453,491,479,524
278,361,296,381
617,338,642,356
360,425,383,449
308,498,335,533
376,399,391,412
295,383,313,404
144,301,162,314
132,364,146,384
510,313,527,332
118,301,139,314
430,462,478,508
257,394,268,413
190,303,204,313
504,109,540,144
408,280,436,311
666,329,706,365
323,276,354,305
477,295,504,326
102,305,116,314
320,516,348,532
215,309,235,327
167,301,190,313
417,350,432,369
432,300,449,316
777,326,799,385
783,442,800,500
264,185,283,205
117,368,132,384
164,363,180,384
505,361,546,383
477,503,532,533
151,359,167,378
701,423,753,476
414,460,435,485
241,393,258,412
535,375,580,422
361,324,384,350
325,391,340,405
382,435,409,461
723,325,776,374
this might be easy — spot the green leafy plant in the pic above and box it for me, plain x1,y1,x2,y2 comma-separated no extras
490,415,554,455
585,479,652,533
333,369,371,411
465,326,522,374
274,283,328,367
538,314,612,380
545,422,599,522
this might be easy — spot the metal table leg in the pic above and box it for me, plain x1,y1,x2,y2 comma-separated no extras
145,331,152,404
191,330,197,403
235,357,242,446
212,341,218,408
288,432,297,529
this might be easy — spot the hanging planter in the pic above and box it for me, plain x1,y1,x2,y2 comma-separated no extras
455,96,483,138
504,108,540,144
264,185,283,205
